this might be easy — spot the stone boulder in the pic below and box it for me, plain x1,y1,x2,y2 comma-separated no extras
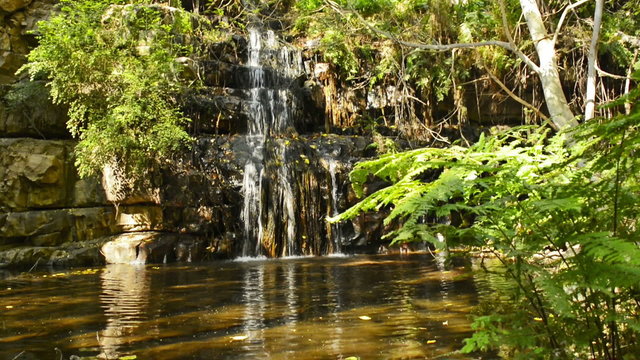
0,138,71,211
0,207,118,246
101,232,208,264
0,138,109,212
0,237,112,269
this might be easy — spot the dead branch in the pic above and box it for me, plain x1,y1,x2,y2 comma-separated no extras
483,65,552,126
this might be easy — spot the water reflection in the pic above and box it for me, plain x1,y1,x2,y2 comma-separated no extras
98,264,150,359
326,264,345,358
0,254,491,360
240,265,267,357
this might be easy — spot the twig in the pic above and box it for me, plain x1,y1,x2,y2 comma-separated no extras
27,257,41,273
11,351,25,360
482,64,552,125
498,0,541,73
595,64,630,80
552,0,590,47
616,31,640,48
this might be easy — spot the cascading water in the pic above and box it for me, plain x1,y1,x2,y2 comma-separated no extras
240,28,267,257
328,159,343,254
240,27,304,257
274,144,297,256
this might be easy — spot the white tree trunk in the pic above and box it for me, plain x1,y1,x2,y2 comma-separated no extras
520,0,578,129
584,0,604,120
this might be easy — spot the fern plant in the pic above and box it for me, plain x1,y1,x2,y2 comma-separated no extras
331,72,640,359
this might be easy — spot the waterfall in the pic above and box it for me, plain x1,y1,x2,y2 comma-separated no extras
240,28,268,257
274,144,297,256
240,27,304,257
328,159,343,254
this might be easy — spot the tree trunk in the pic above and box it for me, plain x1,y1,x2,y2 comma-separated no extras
585,0,604,120
520,0,578,129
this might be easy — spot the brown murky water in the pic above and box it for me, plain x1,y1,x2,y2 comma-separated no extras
0,254,489,359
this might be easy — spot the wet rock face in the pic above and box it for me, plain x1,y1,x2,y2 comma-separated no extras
0,139,74,211
0,0,56,84
0,237,110,268
0,207,115,247
0,0,33,13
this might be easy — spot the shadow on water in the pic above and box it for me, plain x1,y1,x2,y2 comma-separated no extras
0,254,497,359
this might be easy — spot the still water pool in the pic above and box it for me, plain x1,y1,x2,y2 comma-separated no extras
1,254,489,359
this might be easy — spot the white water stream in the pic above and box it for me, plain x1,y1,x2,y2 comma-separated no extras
240,27,304,257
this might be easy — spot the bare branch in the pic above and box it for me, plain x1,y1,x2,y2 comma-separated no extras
483,65,553,127
552,0,590,47
616,31,640,48
498,0,541,73
595,64,630,80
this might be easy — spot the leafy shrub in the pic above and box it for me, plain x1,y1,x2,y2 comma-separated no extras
21,0,204,177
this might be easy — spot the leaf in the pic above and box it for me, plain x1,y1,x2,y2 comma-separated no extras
529,198,582,213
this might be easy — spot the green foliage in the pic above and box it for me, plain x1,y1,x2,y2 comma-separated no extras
20,0,207,177
320,29,360,77
291,0,638,138
332,72,640,359
295,0,324,11
290,0,511,133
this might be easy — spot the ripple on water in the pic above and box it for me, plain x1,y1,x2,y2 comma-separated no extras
0,254,489,360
